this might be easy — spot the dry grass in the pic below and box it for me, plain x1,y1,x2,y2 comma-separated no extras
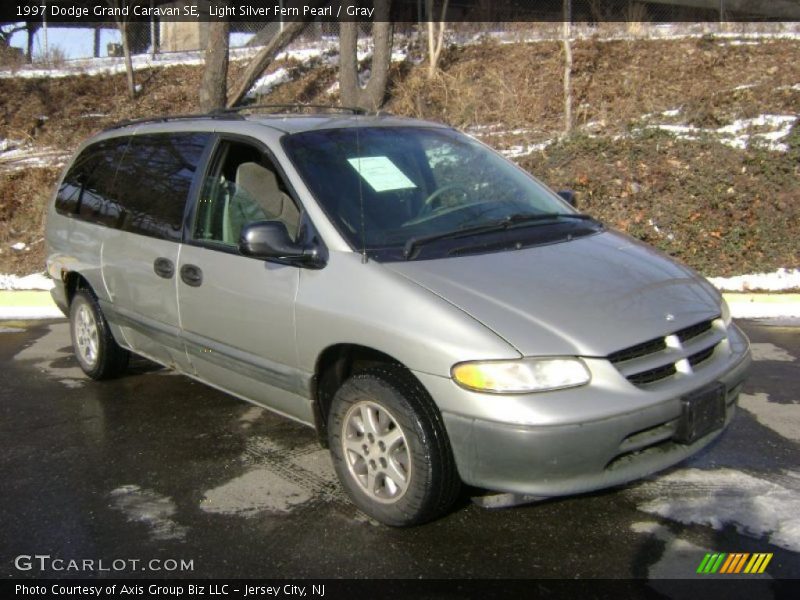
0,167,61,274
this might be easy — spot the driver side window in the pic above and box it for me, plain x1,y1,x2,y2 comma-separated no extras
193,140,300,246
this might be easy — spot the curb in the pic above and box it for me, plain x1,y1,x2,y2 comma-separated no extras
0,290,64,320
1,290,799,321
722,293,800,319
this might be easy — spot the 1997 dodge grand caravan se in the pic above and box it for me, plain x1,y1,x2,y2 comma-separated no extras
46,108,751,526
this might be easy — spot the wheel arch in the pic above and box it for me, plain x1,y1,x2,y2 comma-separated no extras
62,271,93,305
311,343,439,448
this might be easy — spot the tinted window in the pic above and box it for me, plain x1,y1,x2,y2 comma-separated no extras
114,133,210,241
55,138,130,229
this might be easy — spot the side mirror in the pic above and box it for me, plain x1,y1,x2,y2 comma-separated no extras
239,221,321,267
558,190,577,208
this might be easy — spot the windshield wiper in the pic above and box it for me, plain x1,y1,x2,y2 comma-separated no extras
403,213,596,260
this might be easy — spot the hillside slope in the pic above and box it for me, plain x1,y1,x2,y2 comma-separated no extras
1,36,798,277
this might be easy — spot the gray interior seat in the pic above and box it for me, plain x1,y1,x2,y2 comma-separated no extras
229,162,300,241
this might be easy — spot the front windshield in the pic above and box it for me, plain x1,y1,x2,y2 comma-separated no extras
283,126,588,259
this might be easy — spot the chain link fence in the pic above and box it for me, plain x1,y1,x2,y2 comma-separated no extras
4,0,798,65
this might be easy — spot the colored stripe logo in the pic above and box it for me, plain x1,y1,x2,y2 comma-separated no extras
696,553,773,574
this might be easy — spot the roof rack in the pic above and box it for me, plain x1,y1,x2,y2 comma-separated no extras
103,112,245,131
103,104,376,132
218,103,369,116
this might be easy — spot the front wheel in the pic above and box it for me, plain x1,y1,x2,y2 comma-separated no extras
69,289,129,380
328,366,460,526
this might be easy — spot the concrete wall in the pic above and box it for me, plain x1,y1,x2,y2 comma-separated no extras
158,1,210,52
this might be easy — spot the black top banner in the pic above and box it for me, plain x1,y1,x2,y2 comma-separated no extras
3,0,800,24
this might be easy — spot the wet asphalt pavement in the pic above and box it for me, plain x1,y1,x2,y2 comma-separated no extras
0,318,798,584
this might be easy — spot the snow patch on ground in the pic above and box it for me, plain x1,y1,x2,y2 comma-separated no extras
0,37,408,83
500,141,553,158
247,68,292,99
739,392,800,443
631,468,800,552
0,273,54,291
200,468,311,516
110,485,187,541
0,138,70,172
0,44,306,80
641,114,797,152
707,269,800,292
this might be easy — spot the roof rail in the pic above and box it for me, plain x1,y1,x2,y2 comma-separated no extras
218,104,370,116
103,112,246,131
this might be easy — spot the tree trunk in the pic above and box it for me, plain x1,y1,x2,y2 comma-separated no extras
93,26,101,58
27,23,37,63
339,22,360,108
339,0,394,112
426,0,448,79
119,20,136,100
106,1,136,99
562,0,573,135
226,19,307,108
199,18,230,112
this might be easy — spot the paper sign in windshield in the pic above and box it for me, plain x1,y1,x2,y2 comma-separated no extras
347,156,417,192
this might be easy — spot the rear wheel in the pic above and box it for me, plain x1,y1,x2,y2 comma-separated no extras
69,289,129,380
328,366,460,526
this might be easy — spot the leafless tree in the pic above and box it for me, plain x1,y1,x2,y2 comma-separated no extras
226,20,309,108
426,0,449,78
106,0,137,99
339,0,393,111
0,24,26,48
200,12,230,112
562,0,573,135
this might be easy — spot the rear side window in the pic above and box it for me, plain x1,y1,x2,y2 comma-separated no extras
55,138,130,228
55,132,210,241
114,133,210,241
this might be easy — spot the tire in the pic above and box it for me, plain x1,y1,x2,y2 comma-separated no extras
69,289,129,380
328,366,461,526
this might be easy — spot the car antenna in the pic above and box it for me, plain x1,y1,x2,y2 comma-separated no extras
355,109,368,264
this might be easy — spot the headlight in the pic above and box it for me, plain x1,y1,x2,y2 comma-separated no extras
721,297,732,327
451,357,591,393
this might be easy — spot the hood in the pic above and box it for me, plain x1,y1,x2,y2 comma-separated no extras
385,231,722,357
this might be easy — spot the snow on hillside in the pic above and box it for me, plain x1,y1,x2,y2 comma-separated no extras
0,139,70,172
639,112,798,153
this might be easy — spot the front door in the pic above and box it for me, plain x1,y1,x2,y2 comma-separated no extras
177,137,311,423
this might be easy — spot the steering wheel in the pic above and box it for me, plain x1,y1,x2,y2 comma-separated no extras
417,184,472,218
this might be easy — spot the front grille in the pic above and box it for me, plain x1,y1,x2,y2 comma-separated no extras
676,320,714,343
608,337,667,364
627,363,678,385
608,317,725,387
688,346,715,367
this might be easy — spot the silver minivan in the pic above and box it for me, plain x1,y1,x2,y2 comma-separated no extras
45,108,751,526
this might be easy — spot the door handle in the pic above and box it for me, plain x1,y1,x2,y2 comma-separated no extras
153,257,175,279
180,264,203,287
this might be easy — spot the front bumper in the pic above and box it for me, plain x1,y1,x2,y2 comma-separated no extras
418,323,751,496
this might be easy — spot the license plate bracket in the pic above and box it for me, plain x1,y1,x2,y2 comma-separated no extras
674,382,726,444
